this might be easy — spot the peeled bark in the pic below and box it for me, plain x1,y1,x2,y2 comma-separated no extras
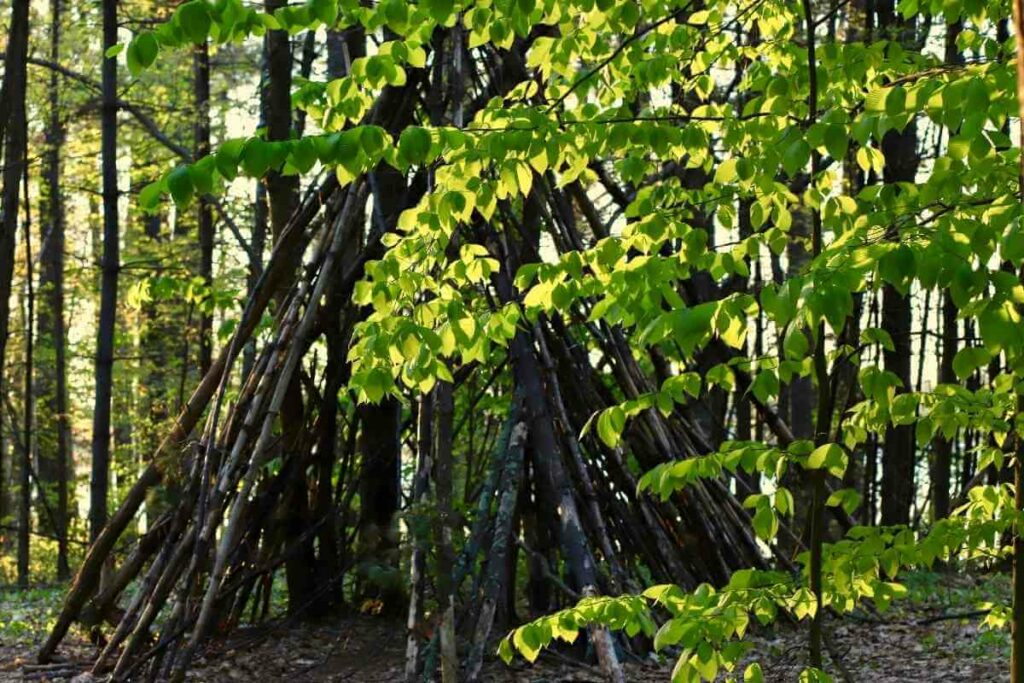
405,394,433,682
466,419,527,682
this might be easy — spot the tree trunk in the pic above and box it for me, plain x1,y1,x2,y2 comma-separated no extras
19,157,34,588
90,0,120,543
782,203,813,557
36,0,72,580
466,417,527,682
1007,1,1023,680
355,398,403,609
195,40,214,376
932,293,956,521
433,380,458,682
876,0,919,529
0,0,31,550
264,0,299,259
405,394,433,682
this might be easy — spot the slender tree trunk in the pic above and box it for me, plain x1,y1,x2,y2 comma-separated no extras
262,0,313,612
243,46,269,380
466,417,527,682
19,159,34,588
876,0,919,528
405,394,433,682
801,0,829,667
433,380,458,682
930,19,963,525
355,398,402,607
195,40,214,377
782,202,813,558
264,0,299,255
1008,1,1024,680
90,0,120,543
0,1,31,546
932,293,956,521
37,0,71,580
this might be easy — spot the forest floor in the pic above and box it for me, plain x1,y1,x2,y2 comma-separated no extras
0,571,1010,682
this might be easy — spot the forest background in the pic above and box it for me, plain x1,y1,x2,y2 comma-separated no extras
2,0,1024,680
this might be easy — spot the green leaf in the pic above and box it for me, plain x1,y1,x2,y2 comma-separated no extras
673,302,716,356
512,625,542,663
878,244,915,293
189,160,215,196
952,346,991,381
216,138,246,180
783,326,809,360
752,498,778,541
597,406,626,448
714,158,738,184
1001,221,1024,265
825,488,861,515
653,618,683,651
167,166,194,206
423,0,455,23
860,327,894,351
398,126,432,165
965,78,989,112
750,370,779,404
138,181,164,212
310,0,339,25
241,139,275,177
178,1,212,43
498,637,514,665
126,32,159,76
782,139,810,177
885,85,906,116
864,88,888,112
823,124,848,160
806,443,846,476
360,125,389,158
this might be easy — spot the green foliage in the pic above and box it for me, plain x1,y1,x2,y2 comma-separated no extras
119,0,1024,676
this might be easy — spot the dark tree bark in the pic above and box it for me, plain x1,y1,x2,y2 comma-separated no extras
932,294,957,521
1008,1,1024,680
432,380,457,681
355,397,402,603
36,0,72,580
264,0,300,257
781,207,813,554
352,67,418,613
877,0,919,527
195,40,214,376
879,290,915,527
90,0,120,543
0,0,31,543
930,20,962,523
243,45,269,380
262,0,313,612
19,154,34,588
